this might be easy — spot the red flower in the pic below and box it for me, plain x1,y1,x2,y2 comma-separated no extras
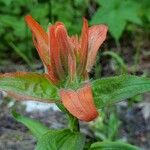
25,15,108,121
60,84,98,122
25,15,107,84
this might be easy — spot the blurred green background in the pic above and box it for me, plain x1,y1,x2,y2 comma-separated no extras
0,0,149,71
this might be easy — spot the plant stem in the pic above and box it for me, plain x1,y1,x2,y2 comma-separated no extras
68,114,80,132
56,102,80,132
115,39,121,54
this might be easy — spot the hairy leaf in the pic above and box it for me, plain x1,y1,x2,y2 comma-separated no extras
92,75,150,108
0,72,58,102
90,141,140,150
12,111,49,139
35,129,85,150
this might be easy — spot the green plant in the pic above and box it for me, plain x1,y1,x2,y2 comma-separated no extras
0,15,150,150
91,0,143,41
102,51,128,74
134,0,150,24
90,110,121,141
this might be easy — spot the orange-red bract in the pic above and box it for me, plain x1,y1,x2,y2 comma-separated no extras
60,84,98,122
25,15,108,84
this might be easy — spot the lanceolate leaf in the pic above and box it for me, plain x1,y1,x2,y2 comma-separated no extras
92,75,150,108
12,111,49,139
35,129,85,150
90,141,140,150
0,72,58,102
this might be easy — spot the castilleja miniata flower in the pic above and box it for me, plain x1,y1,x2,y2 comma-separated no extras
25,15,108,121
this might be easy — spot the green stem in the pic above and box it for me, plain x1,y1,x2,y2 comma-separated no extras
68,114,80,132
133,47,140,74
115,39,121,54
56,102,80,132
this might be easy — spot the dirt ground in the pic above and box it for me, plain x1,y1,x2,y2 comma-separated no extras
0,93,150,150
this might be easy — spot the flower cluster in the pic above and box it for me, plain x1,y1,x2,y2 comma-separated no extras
25,15,107,121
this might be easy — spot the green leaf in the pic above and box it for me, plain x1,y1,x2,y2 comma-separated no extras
35,129,85,150
90,141,140,150
121,1,142,25
12,111,49,139
92,75,150,108
91,0,142,40
1,0,13,6
107,113,121,140
0,72,58,101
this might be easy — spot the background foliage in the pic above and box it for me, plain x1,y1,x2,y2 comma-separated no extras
0,0,149,66
91,0,149,41
0,0,88,63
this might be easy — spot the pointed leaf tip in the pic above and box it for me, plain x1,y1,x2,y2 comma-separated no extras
12,111,49,139
90,141,140,150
